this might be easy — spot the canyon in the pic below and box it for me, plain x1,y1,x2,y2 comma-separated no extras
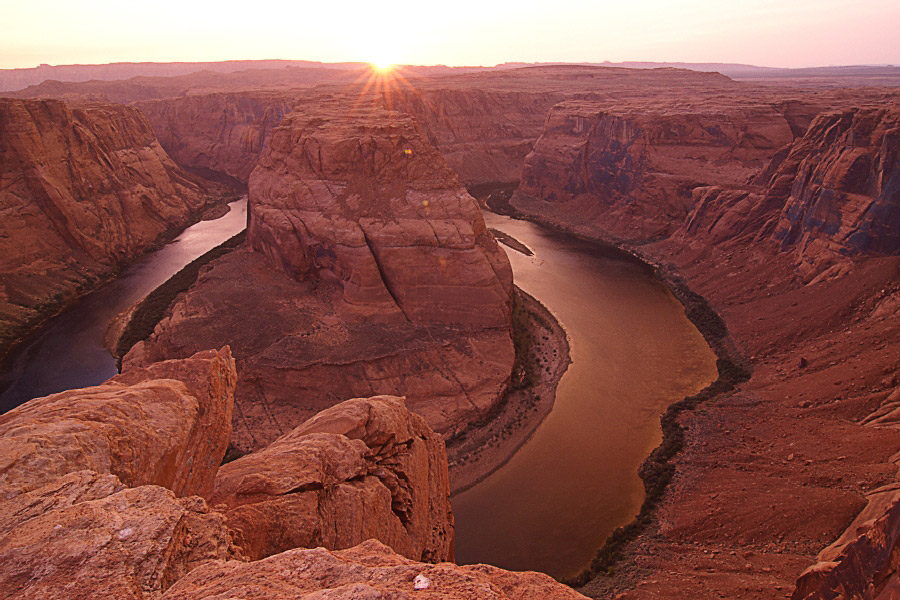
1,62,899,598
0,98,229,361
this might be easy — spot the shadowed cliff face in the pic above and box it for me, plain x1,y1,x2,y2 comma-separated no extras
515,99,795,240
135,92,297,182
767,108,900,270
125,102,515,453
0,98,227,359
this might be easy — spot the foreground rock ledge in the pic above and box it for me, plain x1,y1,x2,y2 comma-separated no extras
0,347,236,499
161,539,586,600
210,395,454,563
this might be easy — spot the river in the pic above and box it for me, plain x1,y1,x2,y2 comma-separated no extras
451,212,718,579
0,198,716,581
0,198,248,412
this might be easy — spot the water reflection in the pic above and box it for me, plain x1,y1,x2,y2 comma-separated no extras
0,198,247,411
452,213,718,578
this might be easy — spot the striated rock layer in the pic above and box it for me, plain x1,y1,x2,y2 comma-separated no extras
125,102,515,452
0,98,228,359
210,395,453,562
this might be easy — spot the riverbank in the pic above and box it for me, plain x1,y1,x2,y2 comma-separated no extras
507,191,900,599
447,287,570,495
0,190,238,367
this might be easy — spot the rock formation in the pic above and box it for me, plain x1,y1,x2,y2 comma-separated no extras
0,348,241,598
0,347,235,499
135,92,298,182
124,101,515,452
161,539,585,600
0,347,582,599
209,395,453,562
513,98,796,240
0,482,239,600
766,108,900,276
0,98,228,359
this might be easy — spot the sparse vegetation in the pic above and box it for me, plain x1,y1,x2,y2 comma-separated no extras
114,230,246,367
562,272,751,589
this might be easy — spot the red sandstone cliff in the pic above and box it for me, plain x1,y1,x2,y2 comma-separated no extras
124,101,515,452
0,98,228,358
135,92,299,182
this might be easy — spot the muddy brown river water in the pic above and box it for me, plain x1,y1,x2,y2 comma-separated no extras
451,212,718,579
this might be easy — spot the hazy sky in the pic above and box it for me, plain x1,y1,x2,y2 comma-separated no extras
3,0,899,69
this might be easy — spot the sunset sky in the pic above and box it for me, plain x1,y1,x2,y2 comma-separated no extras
3,0,899,70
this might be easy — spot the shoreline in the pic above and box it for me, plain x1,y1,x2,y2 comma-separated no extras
483,191,750,587
447,286,571,496
0,190,236,368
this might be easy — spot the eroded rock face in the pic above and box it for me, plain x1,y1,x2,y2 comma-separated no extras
0,483,238,600
248,103,512,327
792,486,900,599
0,347,235,499
210,395,453,562
514,99,794,240
767,108,900,275
161,539,586,600
0,98,227,358
136,92,297,182
125,102,515,451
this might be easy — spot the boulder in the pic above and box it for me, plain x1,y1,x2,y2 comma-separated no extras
0,347,235,499
209,395,453,562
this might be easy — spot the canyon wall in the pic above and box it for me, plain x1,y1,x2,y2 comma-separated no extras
124,101,515,452
0,98,227,359
135,92,299,182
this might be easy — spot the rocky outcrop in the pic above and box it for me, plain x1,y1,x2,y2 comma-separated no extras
0,347,235,499
0,482,239,600
210,395,453,562
0,349,241,598
124,102,515,452
161,539,586,600
247,102,512,326
792,485,900,599
0,98,227,359
766,108,900,276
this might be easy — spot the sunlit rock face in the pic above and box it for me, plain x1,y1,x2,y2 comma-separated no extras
209,395,453,563
0,347,236,500
248,103,513,328
0,348,241,599
0,98,226,358
161,539,588,600
125,101,514,452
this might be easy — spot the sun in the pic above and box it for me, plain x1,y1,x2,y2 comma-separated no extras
371,60,395,73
